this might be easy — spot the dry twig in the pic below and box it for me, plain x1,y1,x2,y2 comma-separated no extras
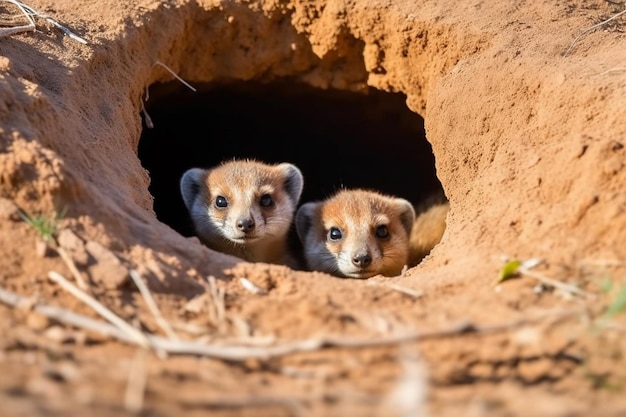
564,8,626,56
153,60,197,92
369,281,424,299
0,285,584,361
124,348,150,413
48,271,155,350
0,0,87,43
239,277,268,295
207,275,227,330
129,269,180,341
518,266,595,299
141,60,196,128
0,0,33,35
54,246,89,290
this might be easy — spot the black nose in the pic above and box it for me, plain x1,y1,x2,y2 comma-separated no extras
352,252,372,268
237,218,255,233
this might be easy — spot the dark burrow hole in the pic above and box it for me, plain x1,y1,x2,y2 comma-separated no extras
138,81,445,245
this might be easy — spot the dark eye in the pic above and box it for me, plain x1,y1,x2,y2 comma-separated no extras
328,227,343,241
259,194,274,208
215,196,228,208
375,225,389,239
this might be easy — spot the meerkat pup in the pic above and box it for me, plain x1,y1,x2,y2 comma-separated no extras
180,159,304,267
296,189,449,278
295,189,417,278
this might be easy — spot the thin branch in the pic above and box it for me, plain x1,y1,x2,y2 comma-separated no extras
153,60,196,92
0,1,34,45
0,0,87,44
124,348,150,413
47,271,154,350
369,282,424,299
141,60,196,129
140,101,154,129
129,269,179,341
579,258,626,267
207,275,226,330
54,246,89,290
564,8,626,56
239,277,268,295
0,285,584,361
178,396,306,417
0,23,34,37
518,267,595,299
0,285,135,338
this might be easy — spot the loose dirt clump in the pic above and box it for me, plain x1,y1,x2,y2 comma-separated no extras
1,0,626,416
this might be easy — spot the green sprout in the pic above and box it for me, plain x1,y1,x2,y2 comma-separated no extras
604,284,626,320
497,259,522,283
19,208,66,244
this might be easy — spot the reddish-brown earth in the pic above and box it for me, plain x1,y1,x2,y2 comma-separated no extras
1,0,626,416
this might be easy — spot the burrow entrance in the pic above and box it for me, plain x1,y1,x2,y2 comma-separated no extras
138,80,445,243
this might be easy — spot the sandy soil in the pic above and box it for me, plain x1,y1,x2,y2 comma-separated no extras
1,0,626,416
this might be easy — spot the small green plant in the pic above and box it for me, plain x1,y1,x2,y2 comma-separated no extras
603,283,626,320
497,259,522,283
496,257,543,283
19,208,66,244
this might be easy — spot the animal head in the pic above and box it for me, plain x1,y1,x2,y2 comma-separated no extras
180,160,304,253
296,189,415,278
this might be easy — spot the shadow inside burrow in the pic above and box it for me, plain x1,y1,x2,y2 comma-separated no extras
137,80,445,258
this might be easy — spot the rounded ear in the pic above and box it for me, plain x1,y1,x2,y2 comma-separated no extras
276,163,304,205
295,202,320,242
180,168,207,210
395,198,416,235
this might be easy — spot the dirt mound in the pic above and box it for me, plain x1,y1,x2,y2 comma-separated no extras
1,0,626,416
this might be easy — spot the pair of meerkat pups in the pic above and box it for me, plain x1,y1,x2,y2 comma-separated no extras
180,159,448,278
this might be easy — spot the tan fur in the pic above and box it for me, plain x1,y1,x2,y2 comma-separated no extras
296,189,416,278
180,159,303,268
408,201,450,266
296,189,449,278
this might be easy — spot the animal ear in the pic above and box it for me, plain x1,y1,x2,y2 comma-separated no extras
180,168,207,210
395,198,416,235
276,163,304,204
295,202,320,242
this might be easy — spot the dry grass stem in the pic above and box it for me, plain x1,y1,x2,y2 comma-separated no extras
47,271,154,350
0,285,585,361
179,396,306,417
518,267,595,299
0,0,87,43
153,60,197,92
169,321,209,336
370,282,424,299
239,277,268,295
579,258,626,267
140,102,154,129
0,0,35,36
382,350,428,417
142,60,195,128
593,67,626,76
565,8,626,56
124,348,150,413
207,276,227,330
0,286,132,337
54,246,89,290
129,269,180,341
